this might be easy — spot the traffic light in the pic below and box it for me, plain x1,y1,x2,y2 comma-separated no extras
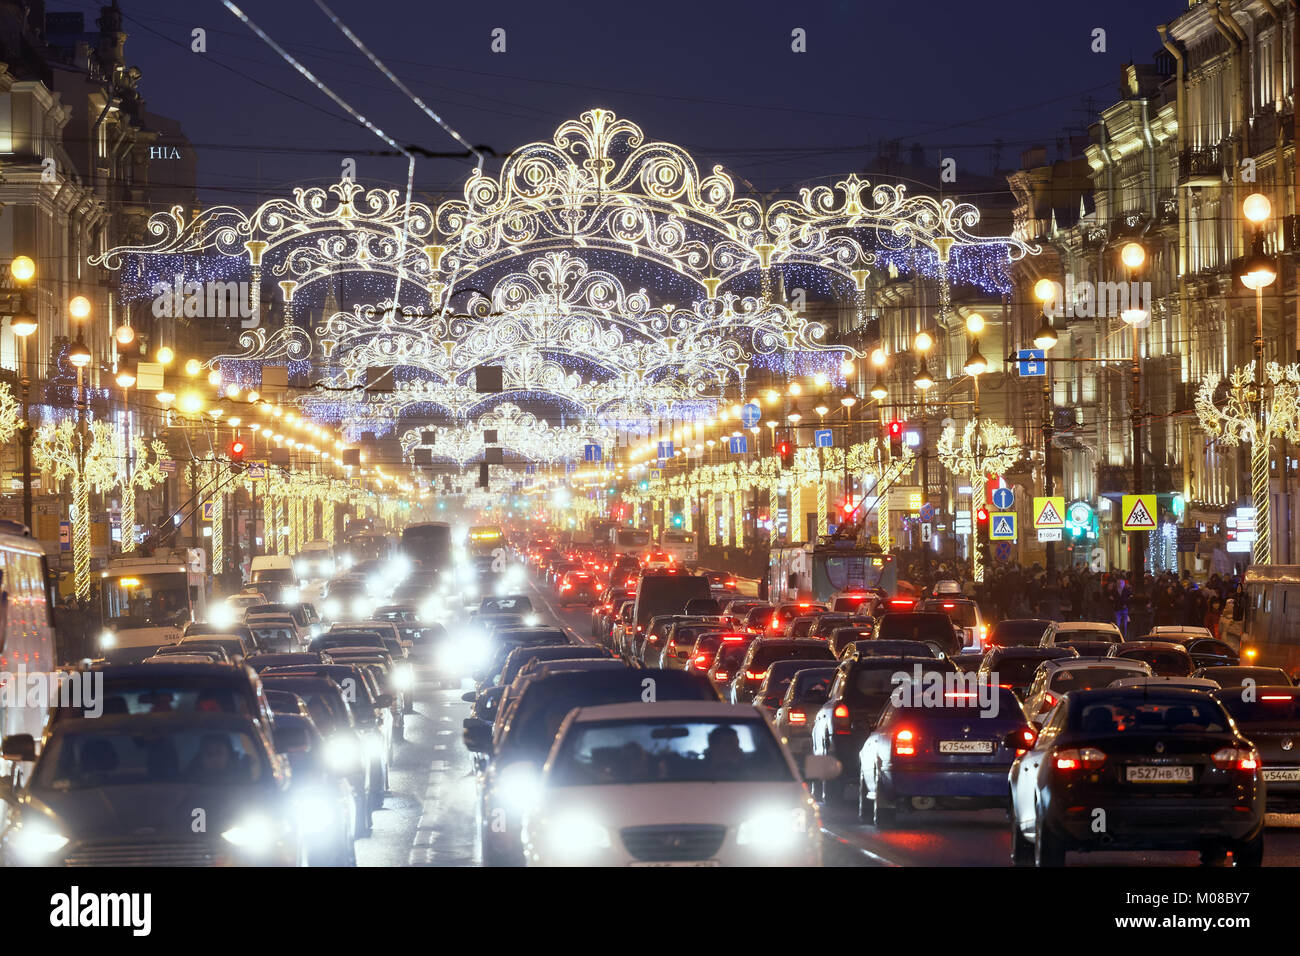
888,420,905,457
778,438,794,469
671,513,684,528
975,505,991,567
227,437,246,470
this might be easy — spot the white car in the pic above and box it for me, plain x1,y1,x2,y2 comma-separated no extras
521,701,839,867
1042,621,1124,646
1144,625,1215,642
1021,658,1153,726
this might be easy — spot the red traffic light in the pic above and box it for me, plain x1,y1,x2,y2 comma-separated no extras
228,438,246,462
888,420,904,437
975,506,989,524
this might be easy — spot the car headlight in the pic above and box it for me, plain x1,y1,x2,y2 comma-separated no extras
523,614,540,627
324,734,361,773
8,819,69,861
351,598,372,617
221,814,278,850
392,666,414,691
292,787,336,835
98,629,116,648
323,599,341,618
294,561,308,577
361,731,385,759
736,808,807,850
496,762,542,813
545,812,610,858
282,587,300,605
208,604,236,629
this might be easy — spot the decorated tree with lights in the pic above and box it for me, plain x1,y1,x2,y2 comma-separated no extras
117,431,168,554
0,382,22,445
1195,362,1300,565
937,420,1023,582
35,420,119,598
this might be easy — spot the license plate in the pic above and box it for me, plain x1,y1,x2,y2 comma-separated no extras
1126,765,1194,783
939,740,994,754
629,860,721,867
1262,768,1300,782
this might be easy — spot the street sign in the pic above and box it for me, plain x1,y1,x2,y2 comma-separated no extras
202,501,214,521
1177,527,1202,552
1121,494,1157,531
160,459,177,474
814,429,833,448
583,443,602,463
889,486,923,512
1017,348,1046,377
1033,496,1065,528
650,469,662,480
59,521,70,552
990,512,1017,540
247,461,267,480
657,440,673,460
994,541,1013,562
991,487,1014,511
740,402,761,428
1226,540,1252,553
729,435,749,454
1037,528,1062,542
920,522,932,543
918,503,934,523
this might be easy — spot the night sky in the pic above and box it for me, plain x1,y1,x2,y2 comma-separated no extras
75,0,1178,208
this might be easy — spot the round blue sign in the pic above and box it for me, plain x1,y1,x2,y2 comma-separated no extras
740,402,761,428
994,541,1013,562
991,487,1015,511
918,503,934,522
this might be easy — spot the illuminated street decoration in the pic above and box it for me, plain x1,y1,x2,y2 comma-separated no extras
35,420,118,599
1195,362,1300,565
398,402,615,466
116,431,168,555
937,420,1023,582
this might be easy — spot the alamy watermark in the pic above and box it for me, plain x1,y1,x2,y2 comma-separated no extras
889,665,1000,718
1039,274,1152,324
0,666,104,717
151,275,259,327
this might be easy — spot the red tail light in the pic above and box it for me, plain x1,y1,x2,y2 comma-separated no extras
893,728,916,756
788,710,806,724
1015,728,1037,753
744,668,767,681
1041,691,1057,709
832,702,851,735
713,671,729,681
1054,747,1106,772
694,653,710,666
666,640,676,654
1212,747,1259,772
888,599,915,610
561,583,572,590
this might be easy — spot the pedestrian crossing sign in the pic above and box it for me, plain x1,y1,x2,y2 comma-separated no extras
1033,496,1065,529
990,512,1017,540
1121,494,1157,531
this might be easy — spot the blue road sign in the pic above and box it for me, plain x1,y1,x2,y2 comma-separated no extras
583,443,602,462
657,440,674,460
1017,348,1046,377
991,486,1015,511
918,503,934,523
740,402,761,428
994,541,1013,562
729,435,748,454
565,461,576,473
991,512,1017,540
814,429,833,448
651,469,662,480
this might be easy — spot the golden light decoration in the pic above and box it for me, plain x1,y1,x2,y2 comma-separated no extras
10,255,35,283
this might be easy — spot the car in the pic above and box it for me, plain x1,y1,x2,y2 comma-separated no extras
730,639,836,704
979,646,1079,700
808,614,874,641
683,597,723,616
609,601,638,656
859,684,1035,827
637,614,714,667
1193,665,1292,688
245,620,302,654
775,667,837,758
782,615,823,639
246,652,333,672
466,668,719,866
631,571,713,647
916,598,985,649
1052,639,1120,658
326,650,407,739
707,635,755,696
740,604,776,634
476,628,573,687
872,612,962,657
703,570,739,593
273,713,358,866
766,602,830,636
829,589,878,615
1021,658,1153,726
591,586,634,641
1145,625,1215,642
461,684,507,774
478,594,534,616
520,701,837,866
0,713,304,866
1108,676,1222,692
987,619,1054,648
811,655,958,805
827,625,875,659
151,643,233,664
752,660,831,717
682,632,730,674
720,600,769,629
558,570,603,606
1009,688,1264,866
1213,685,1300,812
1108,640,1195,676
658,623,730,670
842,639,942,661
1043,621,1124,647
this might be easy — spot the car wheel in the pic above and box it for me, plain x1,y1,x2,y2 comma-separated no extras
1034,810,1066,867
1230,833,1264,867
873,781,896,830
857,776,873,823
1010,803,1033,866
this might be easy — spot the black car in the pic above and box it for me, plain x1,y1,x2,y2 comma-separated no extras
0,713,302,866
1010,688,1264,866
247,652,333,673
986,619,1054,648
730,638,837,704
811,655,958,804
1195,665,1291,687
979,646,1079,700
828,626,875,658
498,644,610,688
843,639,941,661
810,614,874,641
873,612,962,657
1108,641,1195,676
49,662,275,730
466,668,718,866
1213,685,1300,812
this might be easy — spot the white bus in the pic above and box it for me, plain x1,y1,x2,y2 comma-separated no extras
0,531,58,775
610,527,651,558
660,530,698,565
98,549,207,660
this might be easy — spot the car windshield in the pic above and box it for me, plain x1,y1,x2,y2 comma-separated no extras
101,572,190,629
990,621,1050,646
1048,666,1145,691
57,684,251,719
877,616,953,642
1073,698,1230,734
1217,692,1300,723
36,728,265,789
549,718,792,785
988,655,1058,685
1055,628,1119,644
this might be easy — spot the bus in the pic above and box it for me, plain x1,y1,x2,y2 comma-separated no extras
610,527,651,558
467,525,505,558
97,549,207,660
341,533,393,568
660,530,698,565
768,539,897,605
400,522,453,575
0,530,59,775
1240,565,1300,676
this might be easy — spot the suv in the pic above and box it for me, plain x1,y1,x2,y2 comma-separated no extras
872,612,962,657
916,598,984,649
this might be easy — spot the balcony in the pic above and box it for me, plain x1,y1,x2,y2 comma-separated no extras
1179,145,1224,188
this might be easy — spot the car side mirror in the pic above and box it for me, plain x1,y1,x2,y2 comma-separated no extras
461,691,477,703
803,754,842,781
1,734,35,763
462,717,494,755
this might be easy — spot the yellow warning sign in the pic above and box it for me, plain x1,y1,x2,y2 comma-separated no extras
1121,494,1157,531
1033,496,1065,529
